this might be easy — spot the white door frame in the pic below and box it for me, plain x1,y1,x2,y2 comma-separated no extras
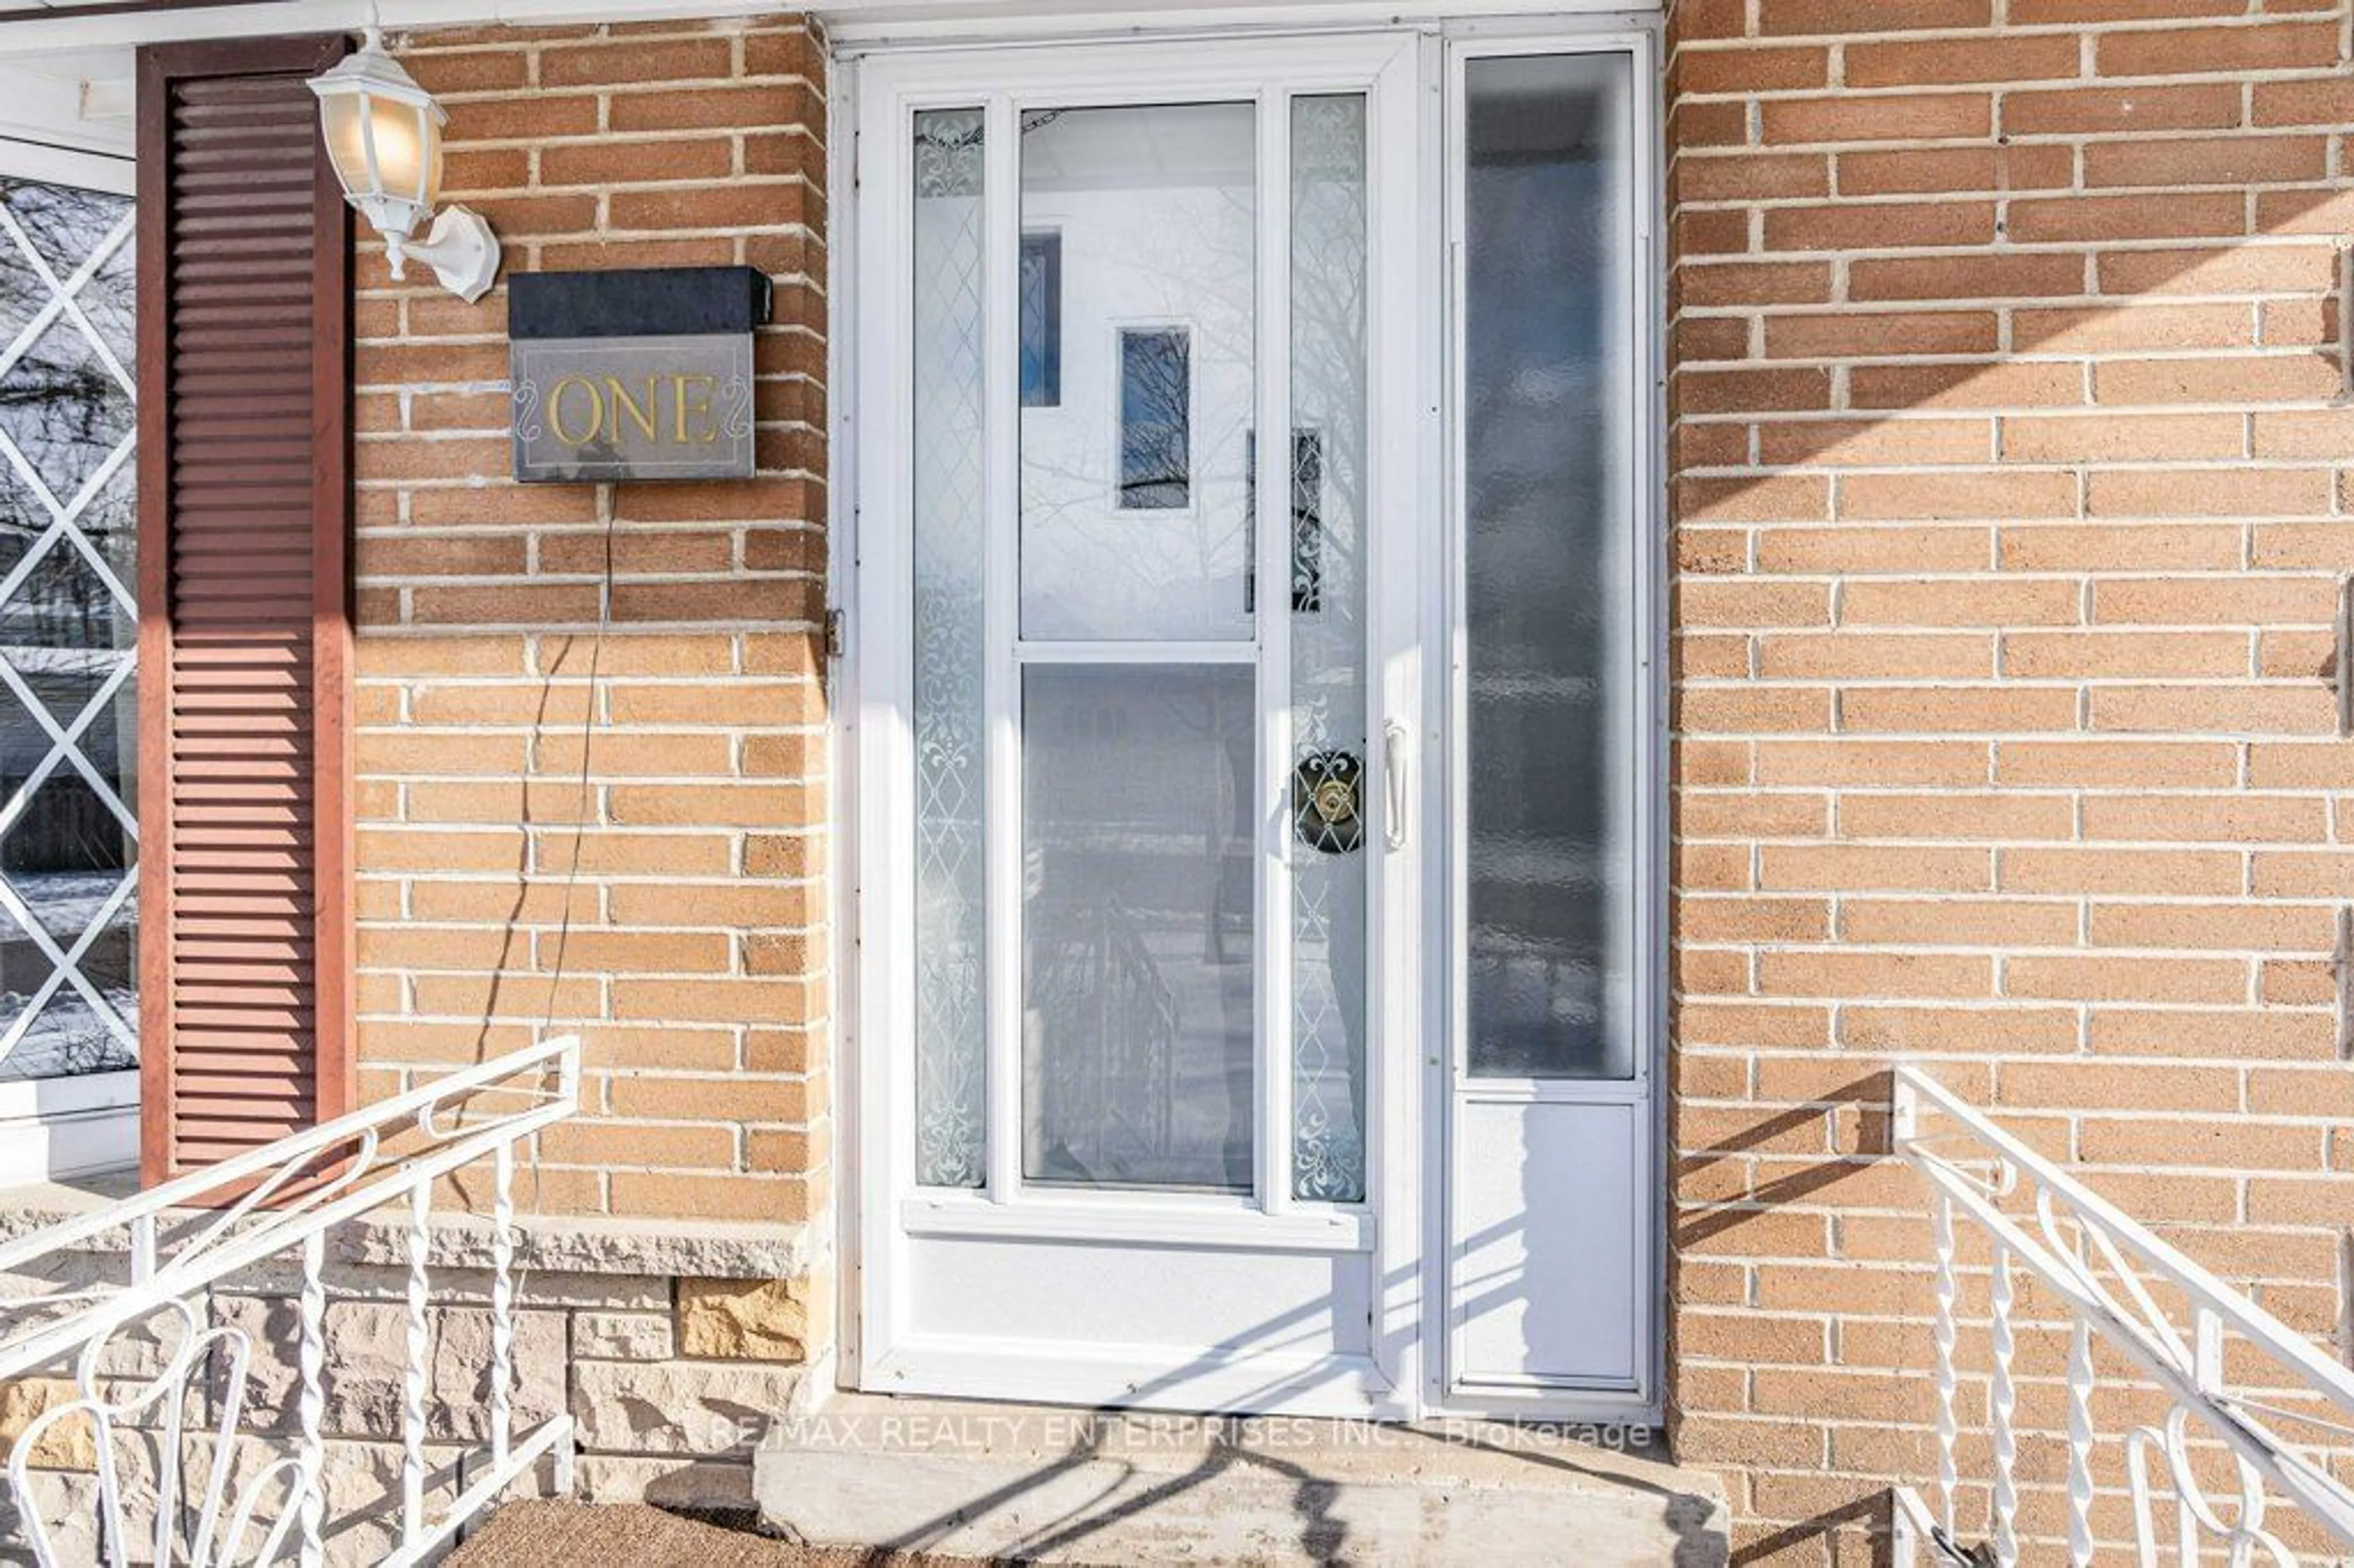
832,12,1666,1425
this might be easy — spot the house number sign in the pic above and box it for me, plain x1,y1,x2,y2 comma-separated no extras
509,265,771,484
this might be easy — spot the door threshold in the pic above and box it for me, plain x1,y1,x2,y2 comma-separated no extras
863,1339,1403,1421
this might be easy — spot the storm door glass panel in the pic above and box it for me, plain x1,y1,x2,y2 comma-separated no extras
0,177,139,1084
1289,95,1369,1201
1022,664,1255,1192
1462,55,1637,1082
910,109,988,1186
1018,103,1257,641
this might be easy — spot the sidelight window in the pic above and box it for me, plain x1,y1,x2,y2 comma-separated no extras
0,174,139,1088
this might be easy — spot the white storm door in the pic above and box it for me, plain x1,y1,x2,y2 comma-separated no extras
852,33,1425,1417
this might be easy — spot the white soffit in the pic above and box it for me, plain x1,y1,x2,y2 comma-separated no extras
0,45,132,161
0,0,1660,59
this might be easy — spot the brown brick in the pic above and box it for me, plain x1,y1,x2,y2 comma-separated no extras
1839,897,2078,945
1849,252,2086,302
1765,310,1998,360
1998,847,2243,896
1763,200,1996,252
2096,21,2343,77
1847,34,2082,86
1761,94,1994,146
1837,793,2075,842
1840,685,2079,734
2013,303,2253,353
540,37,734,87
2085,134,2328,189
1758,0,1992,32
1678,45,1831,95
2000,412,2242,463
2006,191,2246,243
1838,579,2081,629
539,137,736,188
2098,243,2339,295
1835,144,2073,196
2003,82,2245,135
2002,630,2249,679
1760,844,1992,892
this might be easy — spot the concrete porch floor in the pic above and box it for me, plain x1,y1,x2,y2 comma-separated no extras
745,1394,1732,1566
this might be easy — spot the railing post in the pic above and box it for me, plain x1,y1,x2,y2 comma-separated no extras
2066,1315,2094,1568
1931,1186,1959,1541
490,1140,515,1472
127,1214,154,1287
1989,1238,2019,1568
402,1177,430,1550
2193,1306,2224,1396
299,1229,327,1568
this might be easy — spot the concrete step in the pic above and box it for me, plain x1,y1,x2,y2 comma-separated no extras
752,1394,1731,1566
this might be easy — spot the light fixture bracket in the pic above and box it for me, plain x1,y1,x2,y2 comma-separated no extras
389,205,501,304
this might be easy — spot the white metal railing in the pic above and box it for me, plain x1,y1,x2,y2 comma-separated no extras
1891,1063,2354,1567
0,1036,581,1567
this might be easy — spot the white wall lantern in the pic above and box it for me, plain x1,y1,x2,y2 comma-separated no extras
308,25,501,303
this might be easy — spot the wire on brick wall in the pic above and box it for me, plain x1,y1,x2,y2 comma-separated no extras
508,480,619,1289
543,479,617,1032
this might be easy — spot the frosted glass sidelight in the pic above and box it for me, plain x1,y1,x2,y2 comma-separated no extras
1022,664,1256,1193
1461,55,1639,1082
1018,103,1257,641
910,109,989,1185
1289,95,1369,1201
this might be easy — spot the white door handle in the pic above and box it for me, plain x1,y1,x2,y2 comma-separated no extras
1384,721,1408,851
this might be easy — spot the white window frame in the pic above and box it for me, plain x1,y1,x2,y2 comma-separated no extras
0,135,139,1188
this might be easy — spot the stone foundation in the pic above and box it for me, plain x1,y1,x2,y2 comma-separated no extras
0,1200,817,1562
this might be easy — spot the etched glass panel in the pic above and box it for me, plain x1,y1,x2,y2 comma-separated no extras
1022,664,1255,1193
1019,102,1257,641
1463,55,1637,1081
0,176,139,1083
911,110,989,1184
1289,96,1369,1202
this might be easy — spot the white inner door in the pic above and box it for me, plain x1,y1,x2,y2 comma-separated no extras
853,33,1425,1417
849,23,1658,1422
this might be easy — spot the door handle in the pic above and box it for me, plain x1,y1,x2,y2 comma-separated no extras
1384,720,1409,851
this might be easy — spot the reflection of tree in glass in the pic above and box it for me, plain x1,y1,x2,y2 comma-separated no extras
1118,329,1190,511
0,343,121,498
1016,105,1257,634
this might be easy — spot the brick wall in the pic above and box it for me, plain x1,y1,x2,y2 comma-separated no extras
1665,1,2354,1559
349,16,830,1233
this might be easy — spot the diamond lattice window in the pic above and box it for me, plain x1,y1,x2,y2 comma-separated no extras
0,176,139,1083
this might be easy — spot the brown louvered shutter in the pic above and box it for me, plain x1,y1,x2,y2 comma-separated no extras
136,36,354,1183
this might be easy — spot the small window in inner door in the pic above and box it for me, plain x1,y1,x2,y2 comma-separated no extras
1118,327,1190,509
1020,231,1061,408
